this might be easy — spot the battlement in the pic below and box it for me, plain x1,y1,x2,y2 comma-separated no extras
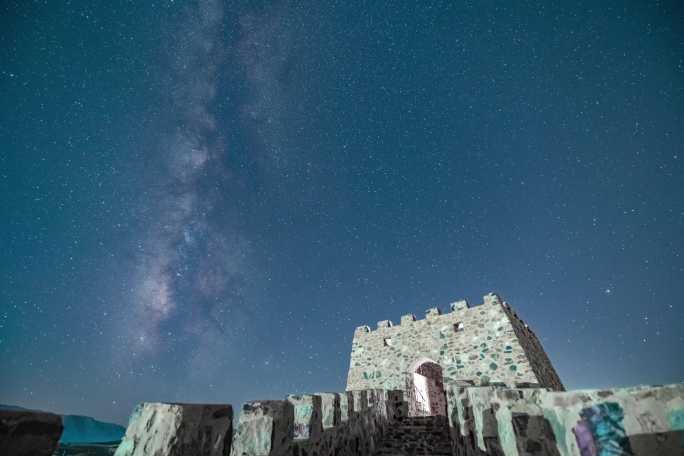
353,293,499,335
354,292,540,342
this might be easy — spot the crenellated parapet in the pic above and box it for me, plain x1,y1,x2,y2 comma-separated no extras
112,389,406,456
349,292,543,340
352,293,504,337
20,380,683,456
110,381,684,456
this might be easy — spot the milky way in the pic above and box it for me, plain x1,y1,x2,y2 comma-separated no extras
129,0,229,351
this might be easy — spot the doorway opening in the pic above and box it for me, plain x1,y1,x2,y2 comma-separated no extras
406,359,447,416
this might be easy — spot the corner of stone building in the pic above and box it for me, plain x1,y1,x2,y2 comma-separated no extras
500,298,565,392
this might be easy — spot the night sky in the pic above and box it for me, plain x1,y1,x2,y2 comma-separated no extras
2,1,683,425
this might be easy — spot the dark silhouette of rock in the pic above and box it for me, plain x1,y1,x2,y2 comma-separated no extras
0,409,63,456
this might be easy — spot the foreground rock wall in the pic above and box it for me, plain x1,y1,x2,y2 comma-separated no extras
446,382,684,456
6,382,682,456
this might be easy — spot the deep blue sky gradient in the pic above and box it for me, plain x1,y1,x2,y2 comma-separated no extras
1,1,683,424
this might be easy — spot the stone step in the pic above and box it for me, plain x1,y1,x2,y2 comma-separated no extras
391,426,449,431
397,417,449,424
376,444,453,451
374,450,452,456
373,415,452,456
380,443,451,447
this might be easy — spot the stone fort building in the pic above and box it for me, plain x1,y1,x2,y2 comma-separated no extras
346,292,564,417
3,292,682,456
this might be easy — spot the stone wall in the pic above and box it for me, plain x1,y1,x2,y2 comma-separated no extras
114,402,233,456
346,292,564,392
446,382,684,456
231,389,406,456
9,383,683,456
503,304,564,391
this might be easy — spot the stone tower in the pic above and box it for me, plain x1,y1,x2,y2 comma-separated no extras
345,292,564,402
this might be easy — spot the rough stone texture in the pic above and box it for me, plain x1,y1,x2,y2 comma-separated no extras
0,409,63,456
537,383,684,456
502,303,564,392
353,389,368,414
316,393,341,429
346,293,564,393
292,388,406,456
232,389,405,456
447,383,684,456
231,401,293,456
339,391,353,422
114,402,232,456
286,394,322,441
466,387,505,454
490,388,549,456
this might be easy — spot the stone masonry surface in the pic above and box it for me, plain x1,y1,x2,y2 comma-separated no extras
230,388,407,456
447,382,684,456
346,293,564,392
113,402,233,456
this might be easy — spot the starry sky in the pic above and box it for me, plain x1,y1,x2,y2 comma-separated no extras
1,1,683,425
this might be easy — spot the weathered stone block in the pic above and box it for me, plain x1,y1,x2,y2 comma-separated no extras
386,389,407,420
316,393,340,429
450,299,469,312
286,394,322,441
466,386,501,452
0,409,63,456
483,292,502,306
354,325,370,335
400,313,416,325
367,389,388,419
339,391,353,422
114,402,232,456
537,383,684,456
425,307,442,319
231,400,293,456
352,390,368,414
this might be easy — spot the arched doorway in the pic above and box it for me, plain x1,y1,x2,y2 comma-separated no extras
406,359,447,417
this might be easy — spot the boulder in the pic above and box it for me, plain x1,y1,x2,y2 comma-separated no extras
0,409,63,456
114,402,232,456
